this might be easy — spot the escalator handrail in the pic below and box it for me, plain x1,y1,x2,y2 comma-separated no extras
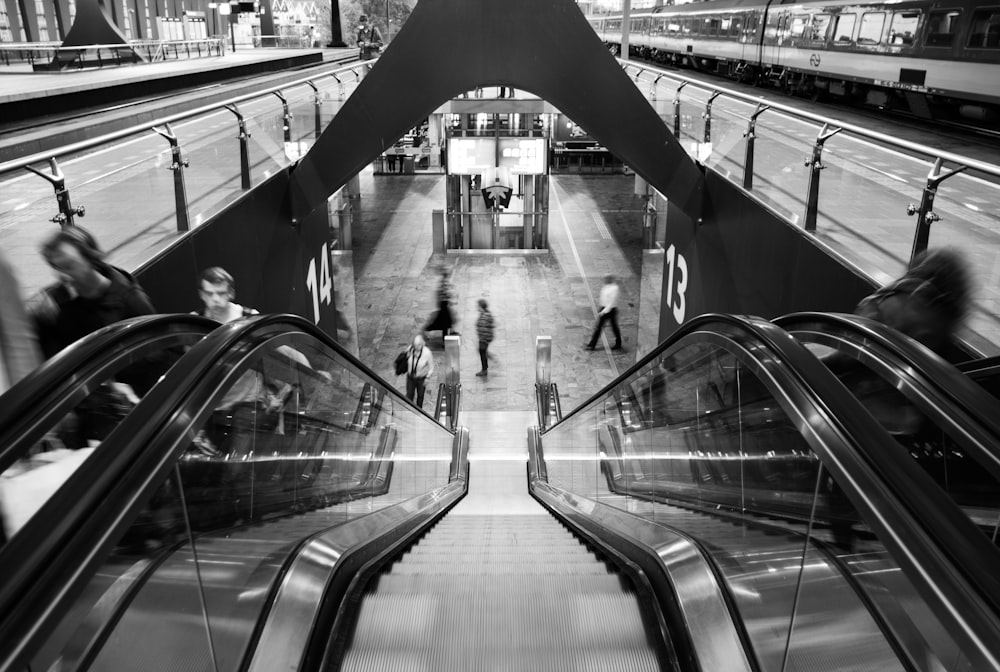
776,311,1000,445
0,313,217,472
541,314,1000,649
0,313,454,672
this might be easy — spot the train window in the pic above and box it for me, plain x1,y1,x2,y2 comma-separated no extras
790,14,809,39
832,12,856,43
607,19,621,32
858,12,885,45
925,10,961,47
686,18,699,36
810,14,832,42
667,21,680,36
706,16,722,36
889,11,920,45
968,9,1000,48
730,15,743,37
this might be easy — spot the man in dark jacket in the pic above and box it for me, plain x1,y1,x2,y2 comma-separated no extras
31,226,156,359
356,15,382,60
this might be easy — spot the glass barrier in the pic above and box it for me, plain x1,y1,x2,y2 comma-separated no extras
0,64,367,298
0,317,213,544
779,314,1000,544
27,322,456,672
540,327,977,671
634,66,1000,356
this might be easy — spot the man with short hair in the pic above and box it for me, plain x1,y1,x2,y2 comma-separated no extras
195,266,259,323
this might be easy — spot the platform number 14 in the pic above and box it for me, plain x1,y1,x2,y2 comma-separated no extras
665,244,688,325
305,243,332,324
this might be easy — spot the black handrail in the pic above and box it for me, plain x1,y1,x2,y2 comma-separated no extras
776,312,1000,445
543,313,1000,652
0,314,454,671
0,314,217,473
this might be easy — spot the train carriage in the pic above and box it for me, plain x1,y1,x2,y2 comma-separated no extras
593,0,1000,122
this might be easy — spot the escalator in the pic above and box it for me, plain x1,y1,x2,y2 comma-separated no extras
776,312,1000,544
0,314,216,542
536,314,1000,671
4,314,1000,671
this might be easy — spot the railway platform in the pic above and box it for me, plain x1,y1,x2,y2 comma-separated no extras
0,46,350,127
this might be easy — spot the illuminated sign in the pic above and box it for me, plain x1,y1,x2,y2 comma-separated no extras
447,137,548,175
499,138,546,174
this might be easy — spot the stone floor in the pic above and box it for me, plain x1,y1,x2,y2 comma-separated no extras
349,171,652,414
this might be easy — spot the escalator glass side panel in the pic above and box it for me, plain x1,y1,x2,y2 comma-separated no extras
0,316,214,545
780,315,1000,544
23,320,456,672
541,330,975,672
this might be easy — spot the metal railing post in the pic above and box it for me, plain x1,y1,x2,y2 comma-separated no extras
331,73,344,100
673,81,688,137
907,157,968,262
152,122,190,232
305,80,322,138
802,123,842,232
649,74,662,101
225,103,252,190
535,336,552,429
702,90,721,144
24,157,85,228
742,102,770,190
273,90,292,143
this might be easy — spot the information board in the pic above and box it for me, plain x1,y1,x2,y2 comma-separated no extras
447,137,548,175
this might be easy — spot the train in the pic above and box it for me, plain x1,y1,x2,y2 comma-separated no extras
588,0,1000,123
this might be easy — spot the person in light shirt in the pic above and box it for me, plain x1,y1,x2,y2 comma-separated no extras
585,274,622,351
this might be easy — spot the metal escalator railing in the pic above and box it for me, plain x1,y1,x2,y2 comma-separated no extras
0,314,216,542
776,312,1000,544
0,314,465,672
532,313,1000,672
957,354,1000,399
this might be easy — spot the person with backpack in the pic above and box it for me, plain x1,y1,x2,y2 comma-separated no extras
356,15,382,60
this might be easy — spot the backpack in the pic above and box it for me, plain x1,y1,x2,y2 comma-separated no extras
394,349,409,376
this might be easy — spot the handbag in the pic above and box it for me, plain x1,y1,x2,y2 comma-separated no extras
394,350,408,376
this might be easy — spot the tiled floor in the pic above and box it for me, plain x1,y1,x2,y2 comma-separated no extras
350,171,651,414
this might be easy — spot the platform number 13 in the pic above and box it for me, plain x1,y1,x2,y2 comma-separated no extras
665,244,688,325
305,242,332,324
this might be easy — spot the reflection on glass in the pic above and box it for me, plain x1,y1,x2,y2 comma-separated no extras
542,334,972,670
0,330,204,543
26,328,455,672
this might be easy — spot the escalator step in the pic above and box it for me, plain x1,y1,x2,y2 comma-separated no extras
339,512,661,672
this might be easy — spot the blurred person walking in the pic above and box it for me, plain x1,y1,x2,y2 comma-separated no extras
475,299,495,377
424,266,458,343
854,247,972,356
30,226,155,359
585,274,622,351
0,250,41,394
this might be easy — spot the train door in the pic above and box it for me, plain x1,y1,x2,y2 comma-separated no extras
760,8,786,68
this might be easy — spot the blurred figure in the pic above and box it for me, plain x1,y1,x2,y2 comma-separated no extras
475,298,495,377
356,15,382,60
0,250,41,394
194,266,259,322
30,226,155,359
586,274,622,351
855,247,972,355
424,266,457,342
27,227,154,448
405,334,434,408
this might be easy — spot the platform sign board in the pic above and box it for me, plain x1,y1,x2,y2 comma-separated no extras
447,138,495,175
499,137,546,175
